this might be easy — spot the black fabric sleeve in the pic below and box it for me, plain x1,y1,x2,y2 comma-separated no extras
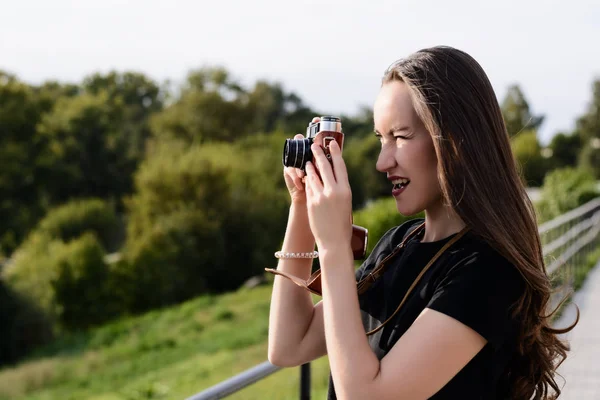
426,249,526,349
354,219,424,282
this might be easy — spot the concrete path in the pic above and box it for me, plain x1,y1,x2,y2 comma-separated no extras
554,260,600,399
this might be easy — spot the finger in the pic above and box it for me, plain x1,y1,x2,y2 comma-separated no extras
305,161,323,192
311,116,320,123
328,140,349,185
284,166,304,191
304,174,312,198
294,174,304,191
310,143,336,187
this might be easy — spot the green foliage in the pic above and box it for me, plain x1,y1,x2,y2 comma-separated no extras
511,130,550,187
122,133,290,311
34,198,120,251
118,210,219,312
548,132,582,169
575,80,600,143
572,79,600,178
501,84,544,137
36,91,136,204
83,71,164,163
51,233,117,330
4,199,119,332
0,278,53,367
536,167,599,222
150,67,315,144
0,74,51,253
5,234,67,316
353,197,423,256
578,141,600,179
4,232,115,331
345,134,390,208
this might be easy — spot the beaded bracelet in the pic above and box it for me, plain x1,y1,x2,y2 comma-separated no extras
274,250,319,259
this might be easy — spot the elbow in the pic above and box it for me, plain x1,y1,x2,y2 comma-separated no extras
268,349,296,368
267,341,297,367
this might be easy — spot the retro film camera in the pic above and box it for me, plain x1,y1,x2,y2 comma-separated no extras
282,116,368,260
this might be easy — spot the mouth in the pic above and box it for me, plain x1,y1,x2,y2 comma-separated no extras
389,176,410,196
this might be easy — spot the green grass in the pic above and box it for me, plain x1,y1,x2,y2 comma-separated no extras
0,285,331,400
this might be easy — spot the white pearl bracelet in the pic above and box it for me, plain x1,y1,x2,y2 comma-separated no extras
274,251,319,259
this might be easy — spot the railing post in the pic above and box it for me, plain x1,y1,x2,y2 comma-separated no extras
300,363,311,400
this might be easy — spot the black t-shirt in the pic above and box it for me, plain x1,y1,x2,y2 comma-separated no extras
327,219,526,400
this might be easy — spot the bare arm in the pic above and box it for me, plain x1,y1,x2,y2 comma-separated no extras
267,202,327,367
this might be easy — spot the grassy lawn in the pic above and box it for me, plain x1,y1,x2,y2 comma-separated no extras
0,285,331,400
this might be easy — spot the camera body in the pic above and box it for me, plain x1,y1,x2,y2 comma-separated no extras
283,116,344,174
282,116,368,260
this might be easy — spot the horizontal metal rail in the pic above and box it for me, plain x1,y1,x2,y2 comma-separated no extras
542,211,598,257
546,212,600,275
538,198,600,235
185,362,281,400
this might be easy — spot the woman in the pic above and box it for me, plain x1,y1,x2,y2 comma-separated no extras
267,46,576,399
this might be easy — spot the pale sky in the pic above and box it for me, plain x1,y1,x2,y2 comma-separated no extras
2,0,599,144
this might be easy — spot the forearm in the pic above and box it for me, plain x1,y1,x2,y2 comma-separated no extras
268,202,317,362
320,246,380,399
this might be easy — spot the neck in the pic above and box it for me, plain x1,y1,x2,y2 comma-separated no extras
421,199,466,242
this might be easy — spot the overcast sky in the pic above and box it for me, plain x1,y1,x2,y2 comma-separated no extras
2,0,599,144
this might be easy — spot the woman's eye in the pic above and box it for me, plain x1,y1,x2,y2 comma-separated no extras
394,135,408,140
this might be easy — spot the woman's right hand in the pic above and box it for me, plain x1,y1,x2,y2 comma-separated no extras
283,133,308,205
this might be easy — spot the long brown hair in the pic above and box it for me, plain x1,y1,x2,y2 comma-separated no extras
382,46,578,399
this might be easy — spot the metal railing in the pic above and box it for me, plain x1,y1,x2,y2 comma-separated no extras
187,197,600,400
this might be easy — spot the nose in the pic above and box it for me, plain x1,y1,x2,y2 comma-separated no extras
376,144,396,173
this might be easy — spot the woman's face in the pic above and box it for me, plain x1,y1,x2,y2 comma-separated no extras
373,80,442,216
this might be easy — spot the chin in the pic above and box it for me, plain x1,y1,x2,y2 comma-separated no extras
394,199,425,217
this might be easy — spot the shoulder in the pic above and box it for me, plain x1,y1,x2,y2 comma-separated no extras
443,234,524,287
427,233,527,348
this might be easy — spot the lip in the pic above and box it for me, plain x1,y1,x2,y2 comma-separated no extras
387,175,409,181
388,175,410,197
392,184,409,197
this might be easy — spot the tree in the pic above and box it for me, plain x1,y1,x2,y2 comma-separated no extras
574,79,600,178
510,130,549,187
150,66,317,144
83,71,164,160
501,84,544,137
548,132,582,169
36,92,135,205
0,72,51,253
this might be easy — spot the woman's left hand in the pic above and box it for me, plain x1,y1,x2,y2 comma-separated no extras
304,140,353,253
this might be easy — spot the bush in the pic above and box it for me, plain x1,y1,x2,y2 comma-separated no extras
344,134,390,209
511,130,550,187
353,197,423,256
536,167,600,222
35,198,120,251
4,232,116,331
51,233,117,330
0,278,53,367
118,210,220,312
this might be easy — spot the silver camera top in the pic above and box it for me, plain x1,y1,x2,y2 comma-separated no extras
306,116,342,138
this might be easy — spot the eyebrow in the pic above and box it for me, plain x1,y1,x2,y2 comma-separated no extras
374,126,411,135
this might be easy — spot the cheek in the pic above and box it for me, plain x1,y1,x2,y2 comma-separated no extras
411,142,441,191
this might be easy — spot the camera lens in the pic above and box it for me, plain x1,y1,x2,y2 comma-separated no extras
283,138,312,169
